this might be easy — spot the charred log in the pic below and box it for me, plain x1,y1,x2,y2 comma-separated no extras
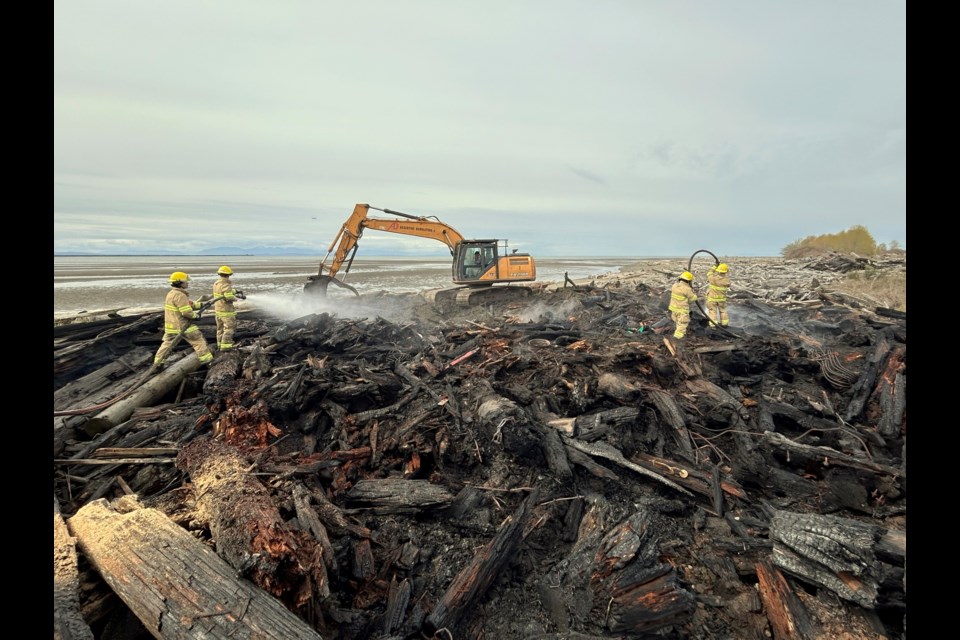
176,438,323,609
423,489,540,636
69,497,323,639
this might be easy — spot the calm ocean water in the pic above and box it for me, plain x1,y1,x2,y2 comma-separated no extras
53,255,632,318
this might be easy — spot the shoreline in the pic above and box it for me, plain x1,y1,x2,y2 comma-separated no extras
53,257,774,326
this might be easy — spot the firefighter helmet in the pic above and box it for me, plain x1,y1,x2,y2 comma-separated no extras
169,271,190,285
716,263,728,273
679,271,694,282
217,265,233,276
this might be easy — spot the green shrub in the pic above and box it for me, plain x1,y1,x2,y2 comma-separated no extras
781,225,880,258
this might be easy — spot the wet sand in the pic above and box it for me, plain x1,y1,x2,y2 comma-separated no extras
53,255,636,319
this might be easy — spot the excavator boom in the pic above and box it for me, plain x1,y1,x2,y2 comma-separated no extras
306,203,536,304
314,204,464,280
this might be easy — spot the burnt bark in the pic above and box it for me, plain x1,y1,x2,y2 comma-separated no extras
176,438,322,609
769,509,905,610
69,498,323,639
424,489,540,636
54,495,95,640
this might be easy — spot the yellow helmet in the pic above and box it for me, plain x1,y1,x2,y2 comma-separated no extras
680,271,694,282
217,265,233,276
169,271,190,285
716,263,728,273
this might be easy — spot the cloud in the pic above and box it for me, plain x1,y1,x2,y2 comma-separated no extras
54,1,906,257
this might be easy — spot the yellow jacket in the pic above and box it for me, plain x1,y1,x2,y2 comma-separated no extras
707,270,731,303
669,280,697,313
162,287,200,335
213,276,239,317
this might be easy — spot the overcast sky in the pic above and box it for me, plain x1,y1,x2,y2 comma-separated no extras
54,1,905,257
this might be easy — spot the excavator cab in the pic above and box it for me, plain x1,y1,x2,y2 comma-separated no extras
452,240,536,286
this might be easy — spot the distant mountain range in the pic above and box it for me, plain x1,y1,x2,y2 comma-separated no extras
55,245,449,257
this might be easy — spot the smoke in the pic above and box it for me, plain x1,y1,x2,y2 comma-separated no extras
513,298,582,323
242,291,421,324
723,303,843,346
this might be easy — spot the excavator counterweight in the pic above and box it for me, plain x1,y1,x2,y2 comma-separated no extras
306,203,537,306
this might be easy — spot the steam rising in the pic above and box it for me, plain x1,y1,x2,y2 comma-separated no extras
245,291,422,324
513,298,581,324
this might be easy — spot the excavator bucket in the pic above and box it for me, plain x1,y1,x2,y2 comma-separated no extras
304,275,359,297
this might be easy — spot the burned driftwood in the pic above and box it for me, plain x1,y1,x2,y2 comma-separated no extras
177,438,325,609
53,255,907,639
69,497,323,640
54,495,95,640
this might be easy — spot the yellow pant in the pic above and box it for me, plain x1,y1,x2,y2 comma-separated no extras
671,310,690,339
154,325,213,364
216,314,237,351
708,301,729,326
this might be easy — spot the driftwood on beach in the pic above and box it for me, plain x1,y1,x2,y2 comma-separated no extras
53,253,906,640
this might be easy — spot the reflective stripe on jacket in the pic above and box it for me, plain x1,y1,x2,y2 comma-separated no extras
707,271,730,303
163,288,199,334
213,276,238,317
668,280,697,314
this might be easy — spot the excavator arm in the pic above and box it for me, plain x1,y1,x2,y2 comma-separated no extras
306,203,466,295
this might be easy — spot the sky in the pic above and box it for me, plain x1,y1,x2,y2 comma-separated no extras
54,1,906,258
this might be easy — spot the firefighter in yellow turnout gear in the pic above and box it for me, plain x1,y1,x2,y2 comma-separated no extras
668,271,698,339
706,263,731,327
153,272,213,367
212,265,245,352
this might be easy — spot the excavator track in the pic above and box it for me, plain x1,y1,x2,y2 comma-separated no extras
421,285,533,308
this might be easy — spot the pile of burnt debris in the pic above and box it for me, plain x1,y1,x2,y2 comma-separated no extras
54,253,906,640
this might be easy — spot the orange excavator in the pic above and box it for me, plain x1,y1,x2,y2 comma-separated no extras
305,203,537,306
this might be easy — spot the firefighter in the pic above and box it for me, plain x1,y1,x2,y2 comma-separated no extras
706,263,731,327
212,265,245,352
668,271,698,340
153,272,213,367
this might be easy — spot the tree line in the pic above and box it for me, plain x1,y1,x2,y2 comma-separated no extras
780,225,903,259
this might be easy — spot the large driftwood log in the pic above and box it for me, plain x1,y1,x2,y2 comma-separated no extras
54,347,153,412
69,497,323,640
203,349,243,393
54,313,161,389
82,353,203,435
769,509,905,609
54,348,155,455
177,438,322,608
423,489,540,636
54,495,95,640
